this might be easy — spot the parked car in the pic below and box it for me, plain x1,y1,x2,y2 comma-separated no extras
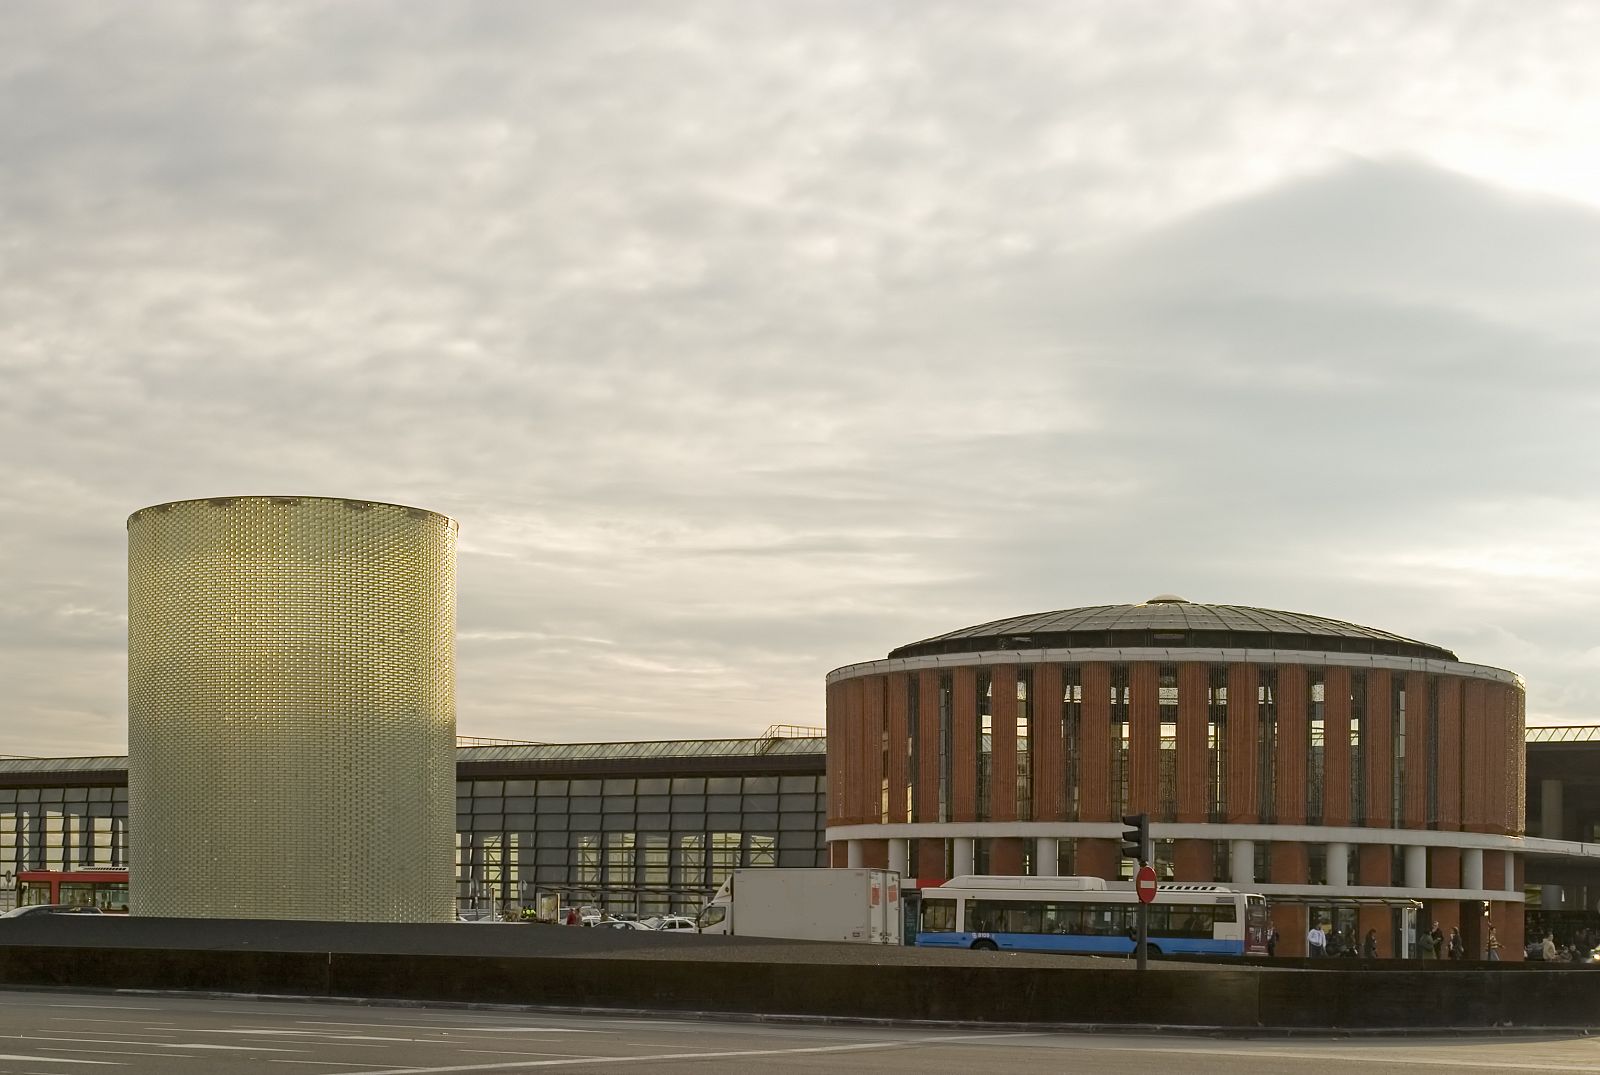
596,919,655,930
1,904,104,918
652,916,698,932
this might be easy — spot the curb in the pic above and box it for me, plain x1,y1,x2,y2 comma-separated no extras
8,983,1592,1039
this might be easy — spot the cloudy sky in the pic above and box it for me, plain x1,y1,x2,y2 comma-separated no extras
5,2,1600,757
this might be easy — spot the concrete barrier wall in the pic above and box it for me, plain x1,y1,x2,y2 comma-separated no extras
2,944,1598,1028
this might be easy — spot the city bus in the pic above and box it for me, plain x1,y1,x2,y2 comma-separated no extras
915,874,1269,957
15,868,130,913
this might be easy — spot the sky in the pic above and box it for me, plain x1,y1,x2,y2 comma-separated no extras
5,2,1600,757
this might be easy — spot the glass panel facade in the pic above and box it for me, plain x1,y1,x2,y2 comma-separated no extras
1158,665,1178,822
1307,671,1325,825
0,792,130,911
976,672,992,823
1257,669,1278,823
1208,666,1228,822
1016,669,1032,822
451,772,824,917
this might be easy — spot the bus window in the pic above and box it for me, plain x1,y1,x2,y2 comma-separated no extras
998,901,1043,934
921,899,957,932
1213,901,1237,923
1153,906,1215,938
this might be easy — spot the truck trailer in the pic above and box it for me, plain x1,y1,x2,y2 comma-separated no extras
696,868,902,943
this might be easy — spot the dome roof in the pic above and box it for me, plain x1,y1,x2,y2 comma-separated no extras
887,599,1457,662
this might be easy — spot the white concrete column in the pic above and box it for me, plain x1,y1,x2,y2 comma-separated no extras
1326,842,1349,887
887,839,908,879
1231,840,1254,885
846,840,864,868
1405,845,1427,890
953,837,975,877
1503,851,1516,893
1462,847,1484,891
1034,837,1060,877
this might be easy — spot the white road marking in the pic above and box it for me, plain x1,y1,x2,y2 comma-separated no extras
267,1063,403,1069
37,1049,195,1059
315,1032,1041,1075
0,1058,118,1066
46,1020,178,1029
14,1037,171,1048
163,1044,302,1052
454,1053,606,1060
295,1023,594,1034
175,1029,464,1044
44,1007,163,1012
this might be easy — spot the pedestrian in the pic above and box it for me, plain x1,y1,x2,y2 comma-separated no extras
1486,924,1500,961
1448,926,1464,960
1307,921,1328,958
1429,921,1445,959
1265,925,1278,957
1363,928,1378,959
565,906,580,926
1542,932,1559,961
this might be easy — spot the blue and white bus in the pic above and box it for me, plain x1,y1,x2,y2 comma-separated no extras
915,874,1270,957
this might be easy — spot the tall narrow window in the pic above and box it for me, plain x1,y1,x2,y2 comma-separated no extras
907,677,920,822
938,673,953,824
1063,666,1082,821
880,684,891,823
1016,669,1033,822
1207,666,1228,822
1425,676,1439,827
1257,668,1278,823
1307,671,1325,825
976,672,993,822
1158,665,1179,822
1392,677,1407,824
1110,664,1130,819
1350,672,1367,826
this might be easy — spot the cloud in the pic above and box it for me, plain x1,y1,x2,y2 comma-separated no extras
4,3,1600,751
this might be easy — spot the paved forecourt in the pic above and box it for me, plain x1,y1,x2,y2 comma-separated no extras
1,990,1598,1075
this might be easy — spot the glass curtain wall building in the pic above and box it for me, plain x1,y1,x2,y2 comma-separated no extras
0,738,826,918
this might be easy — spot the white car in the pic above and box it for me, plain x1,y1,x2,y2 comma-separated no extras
652,916,697,932
596,919,655,930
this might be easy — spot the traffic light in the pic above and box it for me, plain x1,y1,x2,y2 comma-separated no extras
1121,812,1149,864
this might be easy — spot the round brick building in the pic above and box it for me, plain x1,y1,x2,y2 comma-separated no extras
825,597,1526,958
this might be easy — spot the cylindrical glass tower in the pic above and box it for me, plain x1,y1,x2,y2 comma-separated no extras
127,496,457,921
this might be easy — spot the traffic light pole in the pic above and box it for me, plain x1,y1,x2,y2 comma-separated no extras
1136,875,1149,972
1122,812,1151,972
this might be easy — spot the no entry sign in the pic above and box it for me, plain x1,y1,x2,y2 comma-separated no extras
1135,864,1157,904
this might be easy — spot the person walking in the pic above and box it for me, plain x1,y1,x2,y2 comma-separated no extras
1307,921,1328,958
1542,932,1559,961
1363,928,1378,959
1448,926,1464,960
1265,925,1278,957
1486,924,1501,961
1429,921,1445,959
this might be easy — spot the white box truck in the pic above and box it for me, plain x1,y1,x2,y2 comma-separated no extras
696,868,902,944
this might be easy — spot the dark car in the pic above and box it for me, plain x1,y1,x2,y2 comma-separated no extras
0,904,104,918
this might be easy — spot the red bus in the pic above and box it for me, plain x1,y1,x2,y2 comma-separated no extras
16,868,129,913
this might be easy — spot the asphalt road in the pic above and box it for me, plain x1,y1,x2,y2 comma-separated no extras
0,990,1597,1074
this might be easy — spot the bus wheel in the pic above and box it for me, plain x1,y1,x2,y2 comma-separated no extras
971,939,998,951
1142,943,1162,959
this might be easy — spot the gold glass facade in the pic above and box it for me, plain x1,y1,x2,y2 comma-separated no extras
127,496,458,921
